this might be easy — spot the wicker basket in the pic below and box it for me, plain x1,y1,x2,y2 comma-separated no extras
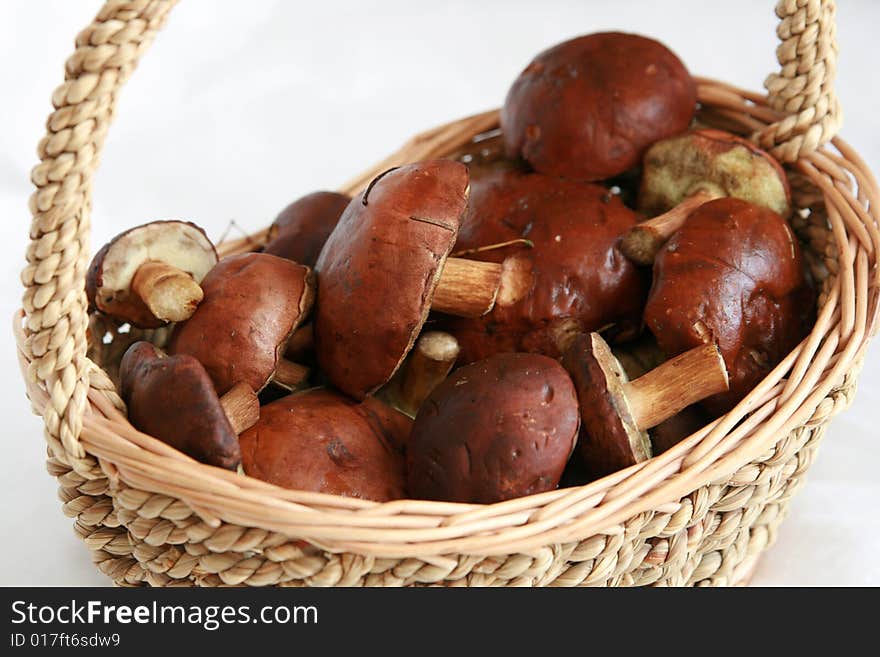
15,0,879,587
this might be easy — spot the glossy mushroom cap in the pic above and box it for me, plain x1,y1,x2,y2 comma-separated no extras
438,171,648,364
407,353,580,504
644,197,814,414
86,221,218,328
239,389,410,502
638,129,791,217
169,252,314,395
502,32,696,181
314,160,469,400
263,191,352,267
119,341,240,469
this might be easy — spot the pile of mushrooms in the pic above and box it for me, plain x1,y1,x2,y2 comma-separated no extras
86,30,815,504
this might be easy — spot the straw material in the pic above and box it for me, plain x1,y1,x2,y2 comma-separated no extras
16,0,879,586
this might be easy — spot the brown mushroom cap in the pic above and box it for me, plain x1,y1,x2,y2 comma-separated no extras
502,32,696,181
169,252,314,396
239,389,410,501
644,197,814,414
437,171,648,364
407,352,580,504
562,333,652,478
263,191,352,267
119,341,240,469
638,128,791,217
86,221,218,328
314,160,469,400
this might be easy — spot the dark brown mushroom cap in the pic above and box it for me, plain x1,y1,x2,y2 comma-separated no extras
638,128,791,217
119,341,240,470
502,32,696,181
86,220,218,328
437,171,648,364
644,197,814,414
263,191,352,267
407,352,579,504
314,160,469,400
168,252,314,396
562,333,651,479
239,389,410,501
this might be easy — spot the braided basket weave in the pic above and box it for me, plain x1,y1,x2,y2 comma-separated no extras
16,0,879,586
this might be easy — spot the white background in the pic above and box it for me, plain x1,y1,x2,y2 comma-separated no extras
1,0,877,586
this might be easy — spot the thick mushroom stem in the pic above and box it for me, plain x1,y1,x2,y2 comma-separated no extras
624,343,729,431
432,256,530,317
272,358,310,390
390,332,460,417
619,188,719,265
219,382,260,434
131,261,204,323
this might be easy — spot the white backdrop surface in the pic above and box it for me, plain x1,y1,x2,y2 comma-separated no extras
0,0,877,586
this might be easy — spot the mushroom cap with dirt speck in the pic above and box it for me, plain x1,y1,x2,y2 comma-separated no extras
407,352,579,503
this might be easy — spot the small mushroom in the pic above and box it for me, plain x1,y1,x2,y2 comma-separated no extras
314,160,526,399
169,252,314,396
239,389,410,501
263,191,352,267
437,170,648,364
407,352,580,503
119,342,259,469
644,197,814,415
382,331,460,418
620,129,791,265
502,32,696,181
560,332,729,478
86,221,218,328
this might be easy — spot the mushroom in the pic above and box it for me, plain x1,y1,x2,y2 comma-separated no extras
407,352,580,503
119,341,259,469
560,332,729,478
263,191,351,267
239,388,410,501
644,197,814,415
620,129,791,265
169,252,314,396
314,160,526,399
86,220,218,328
437,170,648,365
502,31,696,181
382,331,460,418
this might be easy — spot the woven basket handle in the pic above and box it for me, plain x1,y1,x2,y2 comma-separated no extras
20,0,839,464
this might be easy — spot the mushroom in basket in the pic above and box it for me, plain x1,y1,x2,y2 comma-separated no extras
313,160,528,400
437,170,648,365
169,252,314,395
381,330,461,418
406,352,580,504
119,341,259,470
619,129,791,265
502,32,696,181
86,220,218,328
644,197,814,415
263,191,351,267
239,389,411,502
559,332,729,478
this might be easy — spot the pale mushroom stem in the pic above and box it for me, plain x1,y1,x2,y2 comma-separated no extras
219,382,260,434
390,331,460,417
432,256,530,318
619,188,720,266
272,358,310,389
131,261,204,323
285,323,314,361
624,343,729,431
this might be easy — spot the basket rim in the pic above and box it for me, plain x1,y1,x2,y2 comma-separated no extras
17,77,880,559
